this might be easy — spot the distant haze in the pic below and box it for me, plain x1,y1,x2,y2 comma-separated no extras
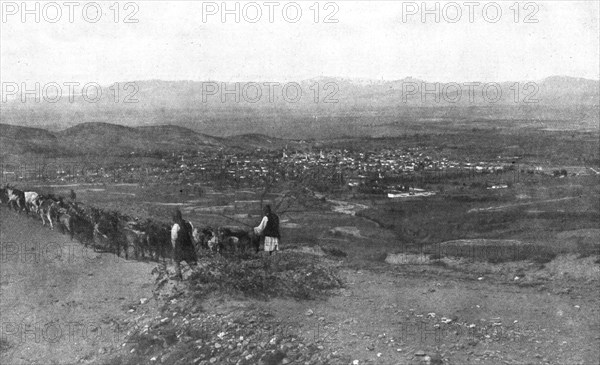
1,76,598,139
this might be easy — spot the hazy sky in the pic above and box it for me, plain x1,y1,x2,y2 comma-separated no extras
1,1,598,85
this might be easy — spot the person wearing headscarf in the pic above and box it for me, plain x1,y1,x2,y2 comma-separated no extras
171,209,197,279
254,205,280,255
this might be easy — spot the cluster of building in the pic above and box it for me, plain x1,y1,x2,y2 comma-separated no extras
2,146,524,193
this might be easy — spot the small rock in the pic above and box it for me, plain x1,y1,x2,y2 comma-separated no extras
430,353,443,364
305,309,314,316
209,357,217,363
140,298,148,304
415,350,426,356
215,343,221,349
352,361,359,365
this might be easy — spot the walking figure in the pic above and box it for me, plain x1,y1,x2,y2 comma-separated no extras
171,209,197,279
254,205,280,255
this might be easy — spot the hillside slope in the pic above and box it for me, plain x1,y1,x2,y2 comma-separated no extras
0,122,227,157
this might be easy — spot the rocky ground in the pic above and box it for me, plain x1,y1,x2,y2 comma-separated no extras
1,206,599,365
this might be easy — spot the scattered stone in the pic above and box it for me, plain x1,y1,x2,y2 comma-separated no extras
305,309,314,316
430,353,443,364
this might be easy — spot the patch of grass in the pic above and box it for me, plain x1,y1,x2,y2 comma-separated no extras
421,241,558,264
188,252,343,300
321,246,348,258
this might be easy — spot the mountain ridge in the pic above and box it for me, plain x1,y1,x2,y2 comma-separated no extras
1,75,597,139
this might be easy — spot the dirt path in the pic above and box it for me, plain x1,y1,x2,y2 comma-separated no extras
0,207,158,365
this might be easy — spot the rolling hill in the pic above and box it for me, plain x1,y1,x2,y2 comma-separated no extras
0,123,227,158
0,123,61,156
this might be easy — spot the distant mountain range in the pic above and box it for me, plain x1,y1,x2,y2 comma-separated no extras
1,76,598,139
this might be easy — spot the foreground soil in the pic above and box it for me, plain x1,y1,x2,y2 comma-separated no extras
0,207,159,365
1,206,599,365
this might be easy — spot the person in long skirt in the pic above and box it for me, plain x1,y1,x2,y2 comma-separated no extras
254,205,280,255
171,209,197,279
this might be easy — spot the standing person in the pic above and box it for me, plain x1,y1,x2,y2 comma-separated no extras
254,205,280,255
171,209,197,280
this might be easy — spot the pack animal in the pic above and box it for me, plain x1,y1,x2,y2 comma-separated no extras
192,227,214,253
121,220,151,260
55,208,74,240
5,186,27,214
24,191,40,214
38,195,59,229
219,227,260,253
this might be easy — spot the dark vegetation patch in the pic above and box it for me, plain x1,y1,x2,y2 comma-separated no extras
188,252,343,301
420,241,558,264
321,246,348,258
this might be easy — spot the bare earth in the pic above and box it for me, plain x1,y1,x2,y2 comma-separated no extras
0,207,158,365
1,206,599,365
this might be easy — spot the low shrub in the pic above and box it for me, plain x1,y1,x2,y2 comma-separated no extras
188,252,343,300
